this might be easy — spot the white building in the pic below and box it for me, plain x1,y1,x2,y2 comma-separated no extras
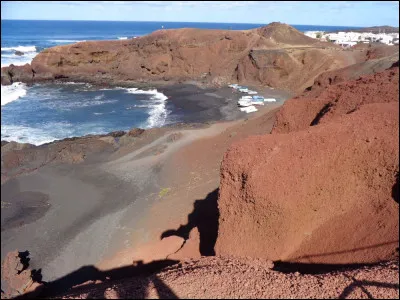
304,30,398,47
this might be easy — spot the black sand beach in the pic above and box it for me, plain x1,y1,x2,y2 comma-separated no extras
1,83,290,284
160,83,291,124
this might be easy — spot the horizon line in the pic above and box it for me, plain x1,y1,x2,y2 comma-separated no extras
1,19,385,28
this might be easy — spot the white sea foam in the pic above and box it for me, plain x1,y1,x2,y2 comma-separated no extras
124,88,168,128
125,88,168,101
98,87,125,91
60,82,87,85
147,100,168,128
1,85,169,145
1,125,57,145
117,37,128,40
57,82,93,91
49,39,86,43
1,45,37,52
0,123,72,145
1,45,38,67
126,104,152,109
1,121,110,146
45,99,118,111
1,82,27,106
1,55,37,67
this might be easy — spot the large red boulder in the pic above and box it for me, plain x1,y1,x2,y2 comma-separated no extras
216,102,399,264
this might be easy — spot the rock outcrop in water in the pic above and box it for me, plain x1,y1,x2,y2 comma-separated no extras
1,22,353,93
0,130,137,184
216,64,399,264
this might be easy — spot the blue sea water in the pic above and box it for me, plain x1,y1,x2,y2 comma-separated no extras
1,20,362,145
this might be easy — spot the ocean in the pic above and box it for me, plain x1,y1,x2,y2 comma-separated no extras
1,20,362,145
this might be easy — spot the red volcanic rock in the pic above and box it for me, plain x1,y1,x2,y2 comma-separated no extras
127,128,145,137
0,23,347,94
272,65,399,134
216,101,399,263
58,257,399,299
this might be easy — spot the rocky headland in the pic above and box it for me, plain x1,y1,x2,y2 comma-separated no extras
2,22,360,94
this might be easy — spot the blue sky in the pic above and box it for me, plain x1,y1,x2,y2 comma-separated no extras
1,1,399,27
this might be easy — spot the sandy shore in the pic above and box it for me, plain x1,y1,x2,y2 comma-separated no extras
1,83,288,283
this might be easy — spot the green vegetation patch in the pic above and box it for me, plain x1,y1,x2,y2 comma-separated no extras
159,187,171,198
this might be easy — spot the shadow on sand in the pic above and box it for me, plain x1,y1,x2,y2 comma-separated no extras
160,188,219,256
392,171,399,204
8,184,400,299
12,259,180,299
338,274,399,299
10,188,220,298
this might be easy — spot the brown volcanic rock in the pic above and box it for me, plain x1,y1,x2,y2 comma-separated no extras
272,65,399,134
1,134,117,183
304,53,399,94
216,102,399,263
352,43,399,60
1,23,348,93
127,128,145,137
256,22,321,45
234,47,341,91
364,44,399,61
277,44,399,97
1,63,34,85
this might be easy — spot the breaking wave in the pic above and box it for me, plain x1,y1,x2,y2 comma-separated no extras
1,45,37,52
1,45,38,67
48,39,86,43
124,88,169,128
1,82,27,106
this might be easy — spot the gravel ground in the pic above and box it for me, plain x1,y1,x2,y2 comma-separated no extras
58,257,399,299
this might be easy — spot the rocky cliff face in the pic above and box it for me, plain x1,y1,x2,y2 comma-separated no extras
1,23,348,93
300,46,399,96
216,65,399,264
272,62,399,134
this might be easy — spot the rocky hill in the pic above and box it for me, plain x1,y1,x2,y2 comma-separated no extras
302,45,399,94
273,61,399,134
216,64,399,264
1,23,351,93
256,22,319,45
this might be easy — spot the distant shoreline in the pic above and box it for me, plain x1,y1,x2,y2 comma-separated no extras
0,19,366,32
312,25,399,34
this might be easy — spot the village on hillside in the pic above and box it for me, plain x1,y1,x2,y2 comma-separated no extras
305,30,399,47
